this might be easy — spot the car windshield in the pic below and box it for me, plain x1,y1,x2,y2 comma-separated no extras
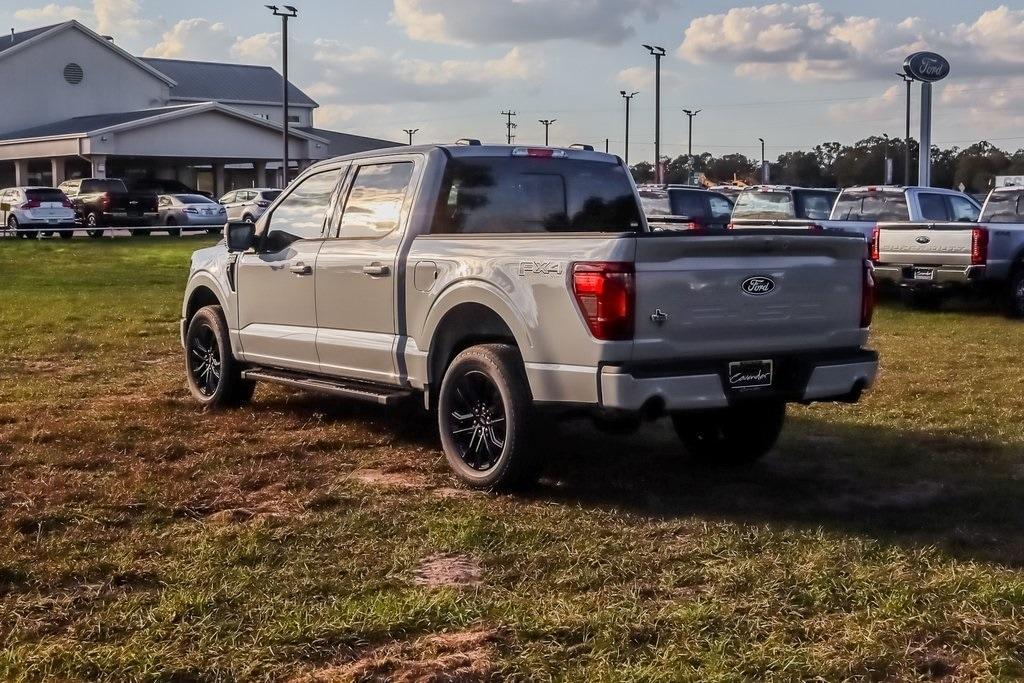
25,189,67,202
981,191,1024,223
831,191,910,221
432,156,642,234
173,194,216,204
639,190,672,217
793,190,838,220
732,191,795,219
260,190,282,201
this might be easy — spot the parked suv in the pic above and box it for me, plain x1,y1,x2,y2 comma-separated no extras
219,188,282,223
0,186,76,239
638,185,733,230
730,185,839,229
182,144,877,490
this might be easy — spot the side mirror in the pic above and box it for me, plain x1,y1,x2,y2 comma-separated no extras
225,221,256,252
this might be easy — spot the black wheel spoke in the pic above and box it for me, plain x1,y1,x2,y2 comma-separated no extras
446,369,507,472
188,323,222,398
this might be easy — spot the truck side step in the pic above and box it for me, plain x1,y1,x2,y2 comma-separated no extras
242,367,413,406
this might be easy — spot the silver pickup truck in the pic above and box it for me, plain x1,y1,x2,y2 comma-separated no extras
827,185,981,240
181,143,878,489
873,186,1024,315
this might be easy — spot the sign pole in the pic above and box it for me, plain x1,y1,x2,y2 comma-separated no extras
918,82,932,188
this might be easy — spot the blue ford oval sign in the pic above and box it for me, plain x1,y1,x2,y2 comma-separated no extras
903,52,950,82
741,276,776,296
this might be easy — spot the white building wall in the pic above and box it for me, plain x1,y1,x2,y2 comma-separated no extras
0,28,169,134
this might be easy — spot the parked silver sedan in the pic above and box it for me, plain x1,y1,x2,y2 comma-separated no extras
158,194,227,235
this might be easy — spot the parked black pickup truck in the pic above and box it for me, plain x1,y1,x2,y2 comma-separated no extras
58,177,159,237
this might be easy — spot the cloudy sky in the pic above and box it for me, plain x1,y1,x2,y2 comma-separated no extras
4,0,1024,161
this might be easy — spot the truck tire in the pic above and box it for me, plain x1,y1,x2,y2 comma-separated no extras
437,343,539,490
85,213,104,238
184,305,255,408
10,217,36,239
672,402,785,465
130,229,151,237
1005,267,1024,319
165,217,181,237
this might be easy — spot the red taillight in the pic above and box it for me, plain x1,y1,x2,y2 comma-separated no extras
100,194,111,210
511,146,567,159
20,200,40,209
971,227,988,266
571,262,634,341
807,223,824,232
861,259,875,328
870,225,880,262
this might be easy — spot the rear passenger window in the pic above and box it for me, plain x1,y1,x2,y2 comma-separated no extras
669,191,706,217
708,195,733,220
918,193,950,221
336,162,415,239
983,192,1024,223
949,195,979,222
265,168,343,241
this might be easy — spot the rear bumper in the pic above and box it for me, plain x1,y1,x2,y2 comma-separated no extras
597,348,878,411
104,211,159,226
873,263,986,286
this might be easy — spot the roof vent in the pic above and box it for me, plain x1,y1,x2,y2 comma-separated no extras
455,138,481,146
569,143,595,151
63,63,84,85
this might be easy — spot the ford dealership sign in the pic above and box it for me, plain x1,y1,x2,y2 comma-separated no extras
903,52,950,82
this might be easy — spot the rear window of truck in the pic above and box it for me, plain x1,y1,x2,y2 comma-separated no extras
80,179,128,194
639,190,672,217
431,157,642,234
731,191,794,220
832,191,909,221
793,190,838,220
982,191,1024,223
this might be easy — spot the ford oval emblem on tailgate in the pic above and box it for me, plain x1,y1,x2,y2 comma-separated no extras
916,235,931,244
741,276,776,296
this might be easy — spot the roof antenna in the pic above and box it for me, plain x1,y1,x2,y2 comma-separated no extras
10,28,14,44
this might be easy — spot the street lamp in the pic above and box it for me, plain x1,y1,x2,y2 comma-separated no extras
620,91,638,166
895,72,914,184
643,44,666,183
403,128,419,145
682,108,701,177
538,119,556,146
882,132,892,184
758,137,767,184
266,4,297,188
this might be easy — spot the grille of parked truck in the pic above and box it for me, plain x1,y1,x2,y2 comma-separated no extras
180,144,879,490
872,185,1024,315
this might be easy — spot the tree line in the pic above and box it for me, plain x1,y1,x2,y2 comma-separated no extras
629,136,1024,192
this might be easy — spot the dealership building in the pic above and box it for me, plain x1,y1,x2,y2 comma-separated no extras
0,20,399,194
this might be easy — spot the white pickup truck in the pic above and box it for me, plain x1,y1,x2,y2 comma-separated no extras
872,185,1024,315
181,143,878,489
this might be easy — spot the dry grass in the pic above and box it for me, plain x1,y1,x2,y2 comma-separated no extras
2,238,1024,681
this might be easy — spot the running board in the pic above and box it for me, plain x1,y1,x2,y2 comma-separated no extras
241,368,413,406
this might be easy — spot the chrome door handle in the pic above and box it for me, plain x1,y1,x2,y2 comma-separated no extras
289,262,312,275
362,263,391,277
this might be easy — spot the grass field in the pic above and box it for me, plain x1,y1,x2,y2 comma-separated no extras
3,237,1024,681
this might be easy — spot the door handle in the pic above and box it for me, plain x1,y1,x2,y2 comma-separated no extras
289,262,312,275
362,263,391,277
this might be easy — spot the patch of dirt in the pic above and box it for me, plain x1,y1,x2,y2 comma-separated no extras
292,628,499,683
412,553,482,588
432,486,478,500
350,468,433,490
825,480,947,512
20,360,59,374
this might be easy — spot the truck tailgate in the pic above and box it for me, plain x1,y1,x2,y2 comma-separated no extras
631,232,868,361
876,222,976,265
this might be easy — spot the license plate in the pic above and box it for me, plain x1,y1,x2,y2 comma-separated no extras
913,267,934,281
728,359,773,390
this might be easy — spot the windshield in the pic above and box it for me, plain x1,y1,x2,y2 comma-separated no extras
639,190,672,216
982,191,1024,223
431,156,642,234
172,194,216,204
732,191,795,219
793,190,838,220
831,191,910,221
25,189,67,202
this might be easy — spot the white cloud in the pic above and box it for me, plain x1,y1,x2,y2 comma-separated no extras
143,18,231,59
13,3,89,23
13,0,153,38
615,65,684,92
827,85,902,123
391,0,675,46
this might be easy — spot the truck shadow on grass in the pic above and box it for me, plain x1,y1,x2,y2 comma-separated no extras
527,415,1024,568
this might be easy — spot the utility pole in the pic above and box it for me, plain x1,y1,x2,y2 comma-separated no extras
643,44,666,182
266,4,297,188
403,128,419,145
681,109,701,159
620,90,638,166
758,137,768,184
501,110,517,144
895,72,913,184
538,119,556,146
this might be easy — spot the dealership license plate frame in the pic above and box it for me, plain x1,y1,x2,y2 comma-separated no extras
913,267,935,281
727,359,774,391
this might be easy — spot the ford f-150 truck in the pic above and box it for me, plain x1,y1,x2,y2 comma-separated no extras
827,185,981,240
58,177,159,237
181,144,878,490
872,185,1024,315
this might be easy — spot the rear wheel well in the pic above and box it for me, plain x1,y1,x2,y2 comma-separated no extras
185,286,222,329
427,303,520,407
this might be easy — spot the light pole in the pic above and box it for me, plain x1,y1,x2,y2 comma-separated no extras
538,119,556,146
758,137,767,184
682,108,701,179
620,91,638,166
403,128,419,145
643,44,666,183
266,4,297,188
895,72,913,184
882,133,892,184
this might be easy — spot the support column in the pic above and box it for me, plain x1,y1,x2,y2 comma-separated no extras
14,159,29,186
918,82,932,188
155,165,176,180
213,162,226,198
50,158,66,186
255,161,267,188
90,155,107,179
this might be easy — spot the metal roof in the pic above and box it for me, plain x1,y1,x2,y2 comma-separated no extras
141,57,318,107
297,127,401,156
0,105,198,141
0,23,63,55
